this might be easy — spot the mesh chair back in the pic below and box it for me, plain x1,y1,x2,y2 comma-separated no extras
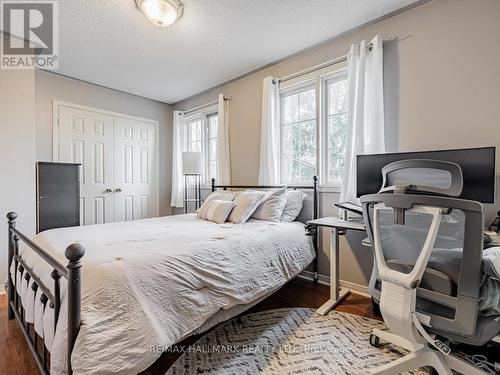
362,193,484,338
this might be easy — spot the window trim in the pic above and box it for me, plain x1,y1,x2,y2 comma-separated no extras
278,61,348,188
183,104,218,185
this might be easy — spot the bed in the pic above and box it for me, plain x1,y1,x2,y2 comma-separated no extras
6,178,319,375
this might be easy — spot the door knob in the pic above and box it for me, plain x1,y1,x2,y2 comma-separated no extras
105,188,113,193
115,187,123,192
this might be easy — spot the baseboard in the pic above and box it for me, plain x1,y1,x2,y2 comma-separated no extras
0,284,5,295
339,280,370,297
298,270,370,297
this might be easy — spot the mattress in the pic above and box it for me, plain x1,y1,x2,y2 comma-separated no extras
11,214,315,375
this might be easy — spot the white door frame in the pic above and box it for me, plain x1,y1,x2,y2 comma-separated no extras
52,99,160,216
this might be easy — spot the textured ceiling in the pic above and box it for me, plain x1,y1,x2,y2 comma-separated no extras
57,0,419,104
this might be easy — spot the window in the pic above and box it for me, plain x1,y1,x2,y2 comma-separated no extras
186,118,202,152
184,110,218,183
325,76,348,184
280,87,317,184
279,64,348,186
207,113,218,181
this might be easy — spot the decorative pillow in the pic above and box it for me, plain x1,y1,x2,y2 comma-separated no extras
251,188,287,222
197,191,235,219
201,200,215,220
205,200,235,224
281,190,308,222
228,191,267,224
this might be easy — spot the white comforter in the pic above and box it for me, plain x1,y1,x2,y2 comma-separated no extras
13,214,314,374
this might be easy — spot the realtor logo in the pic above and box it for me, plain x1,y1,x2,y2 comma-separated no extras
1,0,58,69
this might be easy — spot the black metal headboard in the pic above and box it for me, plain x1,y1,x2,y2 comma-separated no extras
211,176,319,283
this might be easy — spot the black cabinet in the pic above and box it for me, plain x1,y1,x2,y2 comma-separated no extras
36,162,80,233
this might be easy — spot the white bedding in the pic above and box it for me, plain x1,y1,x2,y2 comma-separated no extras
11,214,314,375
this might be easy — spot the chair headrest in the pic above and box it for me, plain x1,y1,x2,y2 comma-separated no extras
379,159,463,198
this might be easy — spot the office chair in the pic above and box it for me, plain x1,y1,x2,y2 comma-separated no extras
361,159,500,374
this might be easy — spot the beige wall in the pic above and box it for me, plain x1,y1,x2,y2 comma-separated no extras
34,71,173,216
174,0,500,289
0,69,36,288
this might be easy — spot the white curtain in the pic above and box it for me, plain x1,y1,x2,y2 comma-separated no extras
258,76,280,185
171,110,185,208
216,93,231,184
340,35,386,204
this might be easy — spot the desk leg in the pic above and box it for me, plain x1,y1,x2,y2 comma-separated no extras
316,228,350,316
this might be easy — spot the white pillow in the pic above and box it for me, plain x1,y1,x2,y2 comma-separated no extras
251,188,287,222
483,247,500,280
205,200,235,224
201,200,215,220
281,190,308,222
228,191,267,224
197,191,235,218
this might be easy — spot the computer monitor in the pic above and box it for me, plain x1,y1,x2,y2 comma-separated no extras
356,146,496,203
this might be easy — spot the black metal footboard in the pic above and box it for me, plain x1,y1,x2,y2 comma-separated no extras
6,212,85,375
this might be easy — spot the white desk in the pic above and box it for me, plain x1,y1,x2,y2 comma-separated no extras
307,216,366,316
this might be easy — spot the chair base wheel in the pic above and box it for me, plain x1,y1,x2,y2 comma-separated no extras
370,333,381,348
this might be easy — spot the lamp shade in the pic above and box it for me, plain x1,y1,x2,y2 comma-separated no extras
182,152,202,175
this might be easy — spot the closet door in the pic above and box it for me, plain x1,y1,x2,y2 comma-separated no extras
58,106,115,225
113,117,156,221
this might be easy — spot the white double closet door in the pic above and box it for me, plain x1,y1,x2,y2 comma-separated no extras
56,104,157,225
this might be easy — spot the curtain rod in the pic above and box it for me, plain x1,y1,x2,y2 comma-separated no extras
273,55,347,84
273,34,405,84
180,96,231,115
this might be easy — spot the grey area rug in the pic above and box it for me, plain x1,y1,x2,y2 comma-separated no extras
166,308,428,374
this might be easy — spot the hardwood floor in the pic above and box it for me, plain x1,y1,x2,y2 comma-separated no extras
0,293,39,375
0,278,376,375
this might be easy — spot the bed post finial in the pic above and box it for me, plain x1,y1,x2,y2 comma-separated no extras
211,178,216,192
65,243,85,262
7,212,17,319
65,243,85,374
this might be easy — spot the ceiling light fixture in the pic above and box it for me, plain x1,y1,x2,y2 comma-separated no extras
135,0,183,28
